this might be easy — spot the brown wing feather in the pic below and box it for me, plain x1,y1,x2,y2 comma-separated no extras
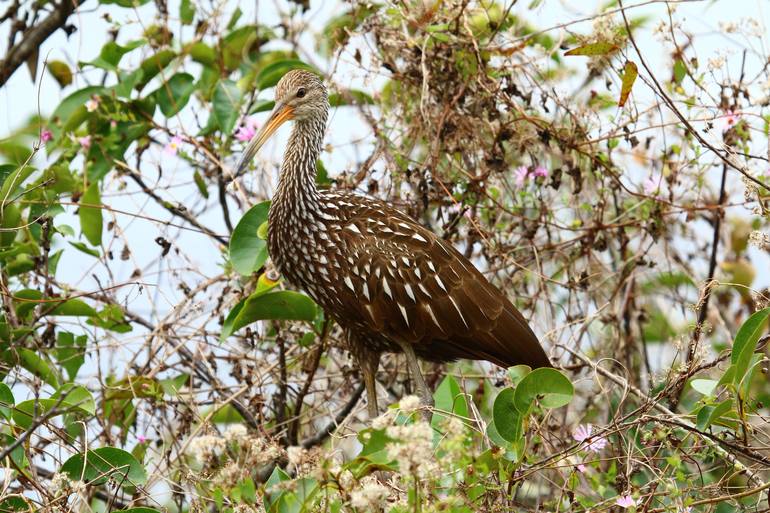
328,196,551,370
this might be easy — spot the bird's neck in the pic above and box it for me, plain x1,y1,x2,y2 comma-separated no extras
274,118,326,216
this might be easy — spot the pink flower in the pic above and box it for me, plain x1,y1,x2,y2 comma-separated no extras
40,129,53,143
587,437,607,452
721,109,740,132
85,95,101,112
643,173,663,197
164,135,184,156
235,117,259,142
110,120,118,129
533,165,549,178
573,424,593,442
78,135,91,150
514,165,529,186
573,424,607,452
576,463,587,473
137,434,147,443
615,494,637,509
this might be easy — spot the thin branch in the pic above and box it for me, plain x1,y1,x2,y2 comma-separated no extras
0,0,84,87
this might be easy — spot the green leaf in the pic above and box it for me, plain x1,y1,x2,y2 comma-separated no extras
159,374,189,396
154,73,196,117
0,164,15,189
690,378,718,396
79,182,103,246
52,384,96,415
50,86,107,136
731,308,770,385
249,99,275,114
226,6,242,30
99,0,151,6
84,39,145,71
0,165,35,207
68,241,100,258
264,466,292,510
618,60,638,107
673,59,687,84
507,365,531,387
1,433,28,471
256,60,316,90
12,386,95,430
212,79,242,134
19,349,60,388
221,298,246,340
87,304,132,333
61,447,147,488
641,271,695,293
492,388,525,443
193,170,209,198
13,289,42,319
328,90,375,107
221,25,260,71
513,368,573,413
485,420,509,448
136,50,177,91
187,42,215,67
55,332,87,380
0,496,33,513
47,60,73,87
229,200,271,275
254,273,280,295
180,0,195,24
114,69,143,98
0,382,14,419
221,291,317,339
209,403,244,423
257,221,269,239
48,299,98,317
696,399,733,430
565,42,619,56
431,375,469,429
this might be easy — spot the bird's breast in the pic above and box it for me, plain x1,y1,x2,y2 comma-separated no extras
267,204,348,314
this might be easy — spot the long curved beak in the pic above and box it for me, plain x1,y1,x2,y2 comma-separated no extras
235,102,295,175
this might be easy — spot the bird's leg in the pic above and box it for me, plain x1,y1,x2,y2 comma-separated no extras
360,351,380,419
395,340,434,415
349,329,381,419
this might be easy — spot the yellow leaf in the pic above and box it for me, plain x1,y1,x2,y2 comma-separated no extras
47,60,73,87
564,42,619,57
618,61,638,107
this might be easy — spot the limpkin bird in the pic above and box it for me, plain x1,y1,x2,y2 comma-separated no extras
236,70,551,417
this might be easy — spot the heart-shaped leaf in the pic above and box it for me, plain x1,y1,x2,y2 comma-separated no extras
221,290,316,339
492,388,525,443
154,73,196,116
213,79,242,134
229,201,271,276
61,447,147,488
513,368,574,413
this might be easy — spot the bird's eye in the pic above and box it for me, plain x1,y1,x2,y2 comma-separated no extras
296,88,306,98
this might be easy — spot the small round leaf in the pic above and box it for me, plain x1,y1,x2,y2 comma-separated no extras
229,201,271,276
492,388,525,443
61,447,147,488
513,368,574,413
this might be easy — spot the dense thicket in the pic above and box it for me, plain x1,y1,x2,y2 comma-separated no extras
1,1,770,511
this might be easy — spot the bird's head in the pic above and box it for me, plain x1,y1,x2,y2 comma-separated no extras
236,69,327,175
